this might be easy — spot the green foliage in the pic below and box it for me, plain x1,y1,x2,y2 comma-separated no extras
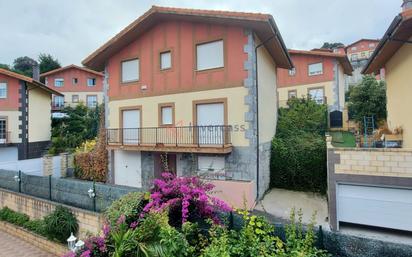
0,63,11,70
321,42,344,49
12,56,37,77
43,206,79,244
105,192,146,227
49,104,101,154
271,97,328,193
39,53,61,74
0,207,46,237
347,75,387,125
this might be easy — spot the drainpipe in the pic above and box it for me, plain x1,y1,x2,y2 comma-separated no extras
254,35,275,201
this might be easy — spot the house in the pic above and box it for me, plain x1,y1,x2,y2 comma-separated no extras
345,39,380,63
0,68,62,161
277,49,353,128
326,0,412,233
363,0,412,148
40,65,104,111
82,6,293,207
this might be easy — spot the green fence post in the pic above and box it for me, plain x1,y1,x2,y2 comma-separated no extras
18,170,21,193
49,175,52,201
93,181,96,212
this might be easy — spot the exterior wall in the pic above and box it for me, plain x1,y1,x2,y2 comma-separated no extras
28,86,51,143
106,21,248,100
45,67,103,93
346,40,378,61
277,55,335,87
278,81,334,107
385,38,412,148
0,110,20,143
0,74,19,110
108,87,250,147
60,91,104,108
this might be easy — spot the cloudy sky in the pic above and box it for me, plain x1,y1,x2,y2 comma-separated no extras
0,0,402,67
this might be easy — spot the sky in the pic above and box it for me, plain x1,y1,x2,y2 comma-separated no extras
0,0,402,67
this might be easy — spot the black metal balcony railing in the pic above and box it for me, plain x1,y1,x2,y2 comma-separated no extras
107,125,232,148
0,131,10,144
51,103,65,110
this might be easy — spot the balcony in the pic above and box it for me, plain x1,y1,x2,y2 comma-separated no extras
107,125,233,154
0,131,11,145
51,103,65,111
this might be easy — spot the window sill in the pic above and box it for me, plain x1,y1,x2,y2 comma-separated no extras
195,66,224,73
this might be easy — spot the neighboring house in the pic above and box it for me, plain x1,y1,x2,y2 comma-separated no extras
82,6,293,206
363,1,412,148
40,65,104,111
277,49,353,128
0,68,62,161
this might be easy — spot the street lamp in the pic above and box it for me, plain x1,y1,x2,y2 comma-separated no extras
67,233,77,251
75,240,85,251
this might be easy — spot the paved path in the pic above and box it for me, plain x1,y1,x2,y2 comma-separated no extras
0,230,56,257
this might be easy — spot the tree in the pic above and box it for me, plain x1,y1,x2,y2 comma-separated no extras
12,56,37,77
39,53,61,74
347,75,386,125
0,64,11,70
321,42,344,49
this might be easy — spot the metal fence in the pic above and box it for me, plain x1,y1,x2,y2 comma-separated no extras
0,169,142,212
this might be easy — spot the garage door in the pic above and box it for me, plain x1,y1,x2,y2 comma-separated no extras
122,109,140,144
114,150,142,188
196,103,224,145
337,184,412,231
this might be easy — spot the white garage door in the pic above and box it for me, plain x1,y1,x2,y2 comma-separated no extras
114,150,142,188
337,184,412,231
196,103,224,145
122,109,140,144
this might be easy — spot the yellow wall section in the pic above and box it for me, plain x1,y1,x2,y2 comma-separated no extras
28,87,51,142
257,42,278,144
277,81,334,108
108,87,250,147
337,64,346,110
385,39,412,148
61,92,103,107
0,111,21,143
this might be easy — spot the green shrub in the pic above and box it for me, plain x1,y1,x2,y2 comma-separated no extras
43,206,78,244
23,219,46,236
0,207,30,226
105,192,145,226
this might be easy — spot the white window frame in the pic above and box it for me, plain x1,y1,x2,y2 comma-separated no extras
161,106,173,125
196,40,224,71
308,62,323,76
288,90,297,99
0,82,7,99
87,78,96,87
72,95,79,103
53,96,64,107
86,95,97,108
121,59,139,83
288,68,296,76
308,88,325,104
351,46,357,51
54,78,64,87
0,118,6,143
72,78,78,85
160,51,172,70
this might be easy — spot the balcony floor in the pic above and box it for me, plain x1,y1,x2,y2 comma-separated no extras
107,143,232,154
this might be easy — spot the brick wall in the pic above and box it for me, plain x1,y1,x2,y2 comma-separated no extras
0,188,103,238
327,137,412,178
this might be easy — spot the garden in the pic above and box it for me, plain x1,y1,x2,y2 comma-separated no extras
62,173,330,257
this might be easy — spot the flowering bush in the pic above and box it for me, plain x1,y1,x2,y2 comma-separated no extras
142,173,231,226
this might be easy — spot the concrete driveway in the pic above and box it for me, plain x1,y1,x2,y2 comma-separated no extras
0,230,56,257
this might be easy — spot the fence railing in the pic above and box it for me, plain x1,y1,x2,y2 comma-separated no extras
0,131,10,144
0,169,142,212
107,125,232,147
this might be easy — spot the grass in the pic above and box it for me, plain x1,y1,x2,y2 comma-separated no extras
330,131,356,147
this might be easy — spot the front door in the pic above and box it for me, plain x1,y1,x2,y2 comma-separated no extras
122,109,140,144
196,103,224,145
154,153,177,178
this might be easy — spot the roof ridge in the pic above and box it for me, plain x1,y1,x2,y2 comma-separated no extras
40,64,103,77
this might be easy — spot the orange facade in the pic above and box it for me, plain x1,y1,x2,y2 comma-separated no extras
45,67,103,93
107,21,248,100
277,54,335,88
346,39,378,55
0,74,19,110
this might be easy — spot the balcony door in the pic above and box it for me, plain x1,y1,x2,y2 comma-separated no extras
196,103,224,145
0,118,6,144
122,109,140,144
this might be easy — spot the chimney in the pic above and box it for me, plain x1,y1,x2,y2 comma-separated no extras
32,62,40,81
402,0,412,11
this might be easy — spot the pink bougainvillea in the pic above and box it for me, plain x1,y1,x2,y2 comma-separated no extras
142,173,232,224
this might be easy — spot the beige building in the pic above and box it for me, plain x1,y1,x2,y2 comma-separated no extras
363,4,412,148
0,68,62,161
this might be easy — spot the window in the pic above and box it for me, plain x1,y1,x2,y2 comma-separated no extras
0,83,7,99
121,59,139,83
160,51,172,70
159,104,174,126
369,43,375,48
288,68,296,76
72,95,79,103
351,46,357,51
351,54,358,61
72,78,78,85
197,156,225,173
308,88,325,104
54,78,64,87
86,95,97,108
288,90,297,99
0,118,6,143
308,63,323,76
196,40,224,70
361,52,366,58
87,78,96,87
53,96,64,107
